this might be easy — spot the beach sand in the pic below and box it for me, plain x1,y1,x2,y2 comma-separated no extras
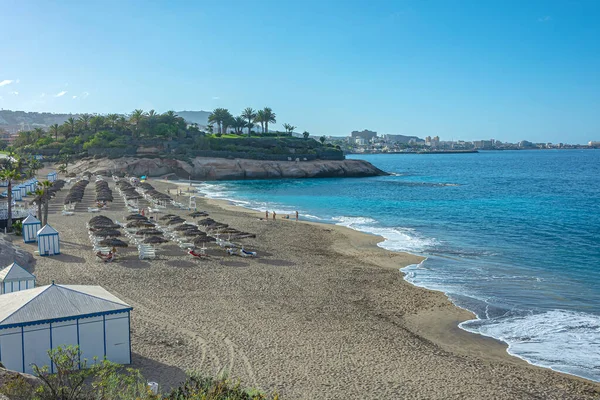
12,174,600,399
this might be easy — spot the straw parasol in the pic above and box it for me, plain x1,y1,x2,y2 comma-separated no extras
143,236,168,244
99,238,128,247
173,224,197,231
135,229,163,236
125,220,155,228
166,218,185,225
189,211,209,218
92,229,122,237
194,236,215,245
125,214,147,221
159,214,178,220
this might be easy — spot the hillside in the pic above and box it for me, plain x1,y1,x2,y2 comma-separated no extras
0,110,79,131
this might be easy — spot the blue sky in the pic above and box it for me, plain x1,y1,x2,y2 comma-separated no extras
1,0,599,144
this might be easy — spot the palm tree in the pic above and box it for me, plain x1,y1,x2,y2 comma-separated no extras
254,110,265,134
262,107,276,134
283,123,296,135
58,164,68,174
232,116,246,134
78,114,91,131
64,117,76,139
241,108,256,135
208,108,231,134
89,116,104,133
50,124,60,141
163,110,177,124
320,136,326,144
303,131,310,140
40,180,53,226
0,168,21,230
33,188,45,221
106,113,120,130
130,109,146,137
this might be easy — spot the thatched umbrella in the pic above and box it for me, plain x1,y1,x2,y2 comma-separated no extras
194,236,215,246
99,238,128,248
89,216,113,224
189,211,209,218
182,229,203,236
166,218,185,225
143,236,168,244
160,214,177,220
125,214,147,221
125,220,155,229
174,224,197,231
135,229,163,236
93,229,122,237
90,223,120,230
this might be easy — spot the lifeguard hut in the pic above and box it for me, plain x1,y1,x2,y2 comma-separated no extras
22,214,42,243
37,224,60,256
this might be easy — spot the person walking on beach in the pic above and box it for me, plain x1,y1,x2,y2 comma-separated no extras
295,210,299,221
273,211,276,220
265,210,269,220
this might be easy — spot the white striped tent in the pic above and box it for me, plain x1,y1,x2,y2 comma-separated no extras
37,224,60,256
22,214,41,243
0,284,132,374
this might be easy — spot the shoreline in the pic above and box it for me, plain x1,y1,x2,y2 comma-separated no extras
162,179,599,383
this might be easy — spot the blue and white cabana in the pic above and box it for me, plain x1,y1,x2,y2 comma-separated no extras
47,172,57,182
0,263,35,294
11,188,22,201
0,284,132,374
22,214,42,243
26,180,36,193
18,185,27,197
37,224,60,256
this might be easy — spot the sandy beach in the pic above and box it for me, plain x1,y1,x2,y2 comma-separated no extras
9,174,600,399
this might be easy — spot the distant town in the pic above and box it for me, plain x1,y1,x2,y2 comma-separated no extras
327,130,600,154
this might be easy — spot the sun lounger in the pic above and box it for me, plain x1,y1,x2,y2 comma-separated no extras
62,210,75,216
88,207,100,213
239,248,257,257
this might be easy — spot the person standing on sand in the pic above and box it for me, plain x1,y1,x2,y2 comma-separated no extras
265,210,269,220
295,210,299,221
273,211,276,220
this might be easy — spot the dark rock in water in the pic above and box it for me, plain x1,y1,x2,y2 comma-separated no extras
0,237,35,269
68,157,388,181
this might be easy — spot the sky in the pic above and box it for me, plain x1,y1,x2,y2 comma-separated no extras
0,0,599,144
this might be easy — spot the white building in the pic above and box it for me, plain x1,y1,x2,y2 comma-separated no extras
37,224,60,256
22,214,41,243
0,284,132,374
0,262,35,294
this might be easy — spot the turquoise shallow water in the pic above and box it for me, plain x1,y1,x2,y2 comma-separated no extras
194,150,600,381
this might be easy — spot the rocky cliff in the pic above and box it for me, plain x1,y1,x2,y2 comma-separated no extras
68,157,387,181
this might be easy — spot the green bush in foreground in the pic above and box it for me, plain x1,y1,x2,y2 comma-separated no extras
0,346,279,400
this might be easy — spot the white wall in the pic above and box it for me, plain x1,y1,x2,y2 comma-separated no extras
0,327,22,372
105,313,131,364
1,279,35,294
23,324,51,374
78,316,105,365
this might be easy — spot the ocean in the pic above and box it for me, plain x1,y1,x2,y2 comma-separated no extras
192,150,600,382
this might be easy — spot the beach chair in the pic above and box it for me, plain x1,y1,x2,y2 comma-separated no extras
188,247,207,258
239,248,257,257
88,207,100,213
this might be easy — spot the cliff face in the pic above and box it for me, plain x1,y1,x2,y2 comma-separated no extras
68,157,387,181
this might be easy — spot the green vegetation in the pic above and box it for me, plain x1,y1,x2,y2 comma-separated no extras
6,108,343,162
0,346,279,400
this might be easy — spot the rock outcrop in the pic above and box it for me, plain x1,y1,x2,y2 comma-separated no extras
68,157,387,181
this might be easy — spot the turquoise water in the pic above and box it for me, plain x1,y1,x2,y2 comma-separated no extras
194,150,600,381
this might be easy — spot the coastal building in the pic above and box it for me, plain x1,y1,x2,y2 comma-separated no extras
37,224,60,256
0,284,132,374
383,134,423,144
350,130,378,142
0,262,35,294
589,141,600,148
22,214,41,243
